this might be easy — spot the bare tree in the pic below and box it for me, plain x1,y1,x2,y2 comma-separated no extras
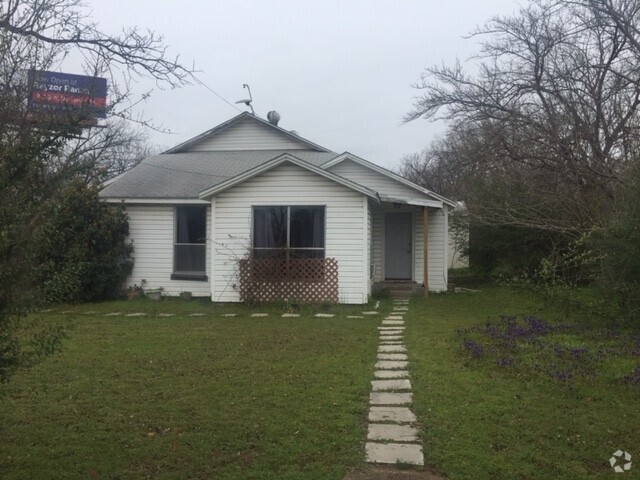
405,0,640,236
0,0,194,380
0,0,192,86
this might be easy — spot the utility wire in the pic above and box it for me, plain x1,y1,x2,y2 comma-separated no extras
194,77,244,113
138,161,232,178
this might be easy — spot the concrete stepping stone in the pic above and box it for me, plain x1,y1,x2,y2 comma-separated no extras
375,360,408,370
370,392,412,405
374,370,409,379
221,313,237,317
379,335,404,341
189,313,205,317
379,329,403,334
282,313,300,318
393,300,409,304
158,313,175,317
371,379,412,391
347,315,364,318
382,320,404,326
125,312,147,317
378,326,405,330
379,341,405,346
385,315,405,320
368,424,419,442
315,313,334,318
392,306,409,311
365,442,424,465
368,406,416,423
362,311,378,315
251,313,268,317
379,345,407,353
83,311,97,315
104,312,121,317
377,353,408,361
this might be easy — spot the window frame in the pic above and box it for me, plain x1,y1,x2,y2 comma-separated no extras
252,205,326,259
171,205,208,281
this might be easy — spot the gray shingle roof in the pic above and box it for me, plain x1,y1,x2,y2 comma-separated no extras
99,150,339,199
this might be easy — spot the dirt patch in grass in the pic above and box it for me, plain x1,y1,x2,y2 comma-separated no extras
345,465,446,480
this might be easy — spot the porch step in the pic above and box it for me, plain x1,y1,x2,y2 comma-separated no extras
374,281,422,298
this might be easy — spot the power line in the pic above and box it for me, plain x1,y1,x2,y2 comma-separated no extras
194,77,244,113
138,161,231,179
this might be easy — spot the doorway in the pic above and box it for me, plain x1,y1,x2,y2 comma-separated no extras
384,212,412,280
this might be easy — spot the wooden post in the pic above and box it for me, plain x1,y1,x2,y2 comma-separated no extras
423,207,429,297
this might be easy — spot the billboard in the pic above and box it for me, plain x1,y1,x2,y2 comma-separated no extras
28,70,107,125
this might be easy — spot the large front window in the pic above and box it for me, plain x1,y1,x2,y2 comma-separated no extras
173,206,207,280
253,206,325,258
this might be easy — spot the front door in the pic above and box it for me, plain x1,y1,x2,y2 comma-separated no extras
385,212,412,279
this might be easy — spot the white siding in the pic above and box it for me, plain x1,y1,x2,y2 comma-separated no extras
370,202,384,282
363,197,371,297
328,159,426,201
212,163,368,304
125,204,211,296
414,209,424,285
425,207,448,291
187,117,310,152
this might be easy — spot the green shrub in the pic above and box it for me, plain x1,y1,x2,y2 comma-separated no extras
32,182,133,303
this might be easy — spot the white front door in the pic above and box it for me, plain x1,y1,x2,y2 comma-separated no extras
385,212,412,279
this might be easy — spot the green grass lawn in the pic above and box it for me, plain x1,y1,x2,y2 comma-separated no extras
405,287,640,479
0,300,380,479
3,289,639,479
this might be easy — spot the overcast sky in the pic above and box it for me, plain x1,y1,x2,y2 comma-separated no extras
87,0,520,170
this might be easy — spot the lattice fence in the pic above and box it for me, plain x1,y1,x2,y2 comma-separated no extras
238,257,339,303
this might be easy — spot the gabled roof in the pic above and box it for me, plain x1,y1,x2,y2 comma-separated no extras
164,112,331,154
100,114,454,208
198,153,379,200
99,151,338,200
323,152,457,208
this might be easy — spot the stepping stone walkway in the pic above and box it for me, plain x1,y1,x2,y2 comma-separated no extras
365,300,424,466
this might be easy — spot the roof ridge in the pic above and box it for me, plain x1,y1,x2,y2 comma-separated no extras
163,112,332,154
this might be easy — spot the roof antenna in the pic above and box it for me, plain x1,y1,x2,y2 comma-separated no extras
235,84,255,115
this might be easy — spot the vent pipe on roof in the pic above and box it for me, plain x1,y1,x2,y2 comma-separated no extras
267,110,280,126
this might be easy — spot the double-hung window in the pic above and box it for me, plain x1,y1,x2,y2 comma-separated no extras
172,206,207,280
253,206,325,259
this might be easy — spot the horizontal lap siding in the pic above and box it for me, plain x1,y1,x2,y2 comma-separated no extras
427,208,447,291
125,204,211,296
188,119,308,152
412,208,446,291
328,159,424,200
414,210,424,285
371,203,384,282
212,163,367,303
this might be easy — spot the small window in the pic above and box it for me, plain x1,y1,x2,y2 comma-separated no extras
253,206,325,259
173,206,207,280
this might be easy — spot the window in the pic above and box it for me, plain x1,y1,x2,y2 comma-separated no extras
172,206,207,280
253,206,325,258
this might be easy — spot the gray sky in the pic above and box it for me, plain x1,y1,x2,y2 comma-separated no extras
88,0,519,169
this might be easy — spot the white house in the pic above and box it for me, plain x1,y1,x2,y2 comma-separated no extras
100,112,455,304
